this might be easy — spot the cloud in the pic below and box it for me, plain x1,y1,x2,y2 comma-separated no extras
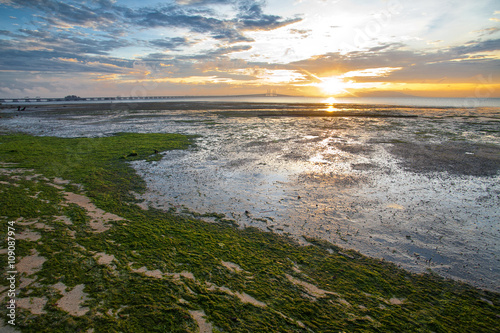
474,27,500,36
0,27,131,57
136,43,253,80
149,37,194,50
123,5,221,31
205,44,253,56
2,0,120,29
341,67,402,78
289,28,312,38
289,39,500,84
175,0,234,5
450,38,500,55
0,37,133,73
211,28,254,43
236,0,301,31
368,42,405,52
1,0,301,47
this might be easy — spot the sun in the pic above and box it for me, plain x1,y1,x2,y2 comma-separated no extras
315,76,348,96
324,97,337,112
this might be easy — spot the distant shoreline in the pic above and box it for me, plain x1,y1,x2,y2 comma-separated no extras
2,95,500,108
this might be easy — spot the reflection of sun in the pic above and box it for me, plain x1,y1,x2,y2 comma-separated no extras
324,97,337,112
315,76,348,96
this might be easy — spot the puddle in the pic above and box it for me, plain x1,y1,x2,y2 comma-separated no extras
2,102,499,291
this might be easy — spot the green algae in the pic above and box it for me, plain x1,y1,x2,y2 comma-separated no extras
0,133,499,332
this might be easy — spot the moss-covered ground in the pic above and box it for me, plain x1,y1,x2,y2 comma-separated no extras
0,133,498,332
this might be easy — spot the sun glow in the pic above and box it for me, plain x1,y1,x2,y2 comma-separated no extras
315,76,348,96
324,97,337,112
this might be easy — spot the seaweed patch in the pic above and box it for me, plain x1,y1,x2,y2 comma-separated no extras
0,133,498,332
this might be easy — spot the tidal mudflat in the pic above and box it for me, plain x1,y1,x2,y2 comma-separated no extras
0,102,499,332
1,102,499,292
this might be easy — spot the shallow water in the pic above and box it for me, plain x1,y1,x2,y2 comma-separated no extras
1,102,499,291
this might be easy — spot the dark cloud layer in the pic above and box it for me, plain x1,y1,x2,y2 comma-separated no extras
3,0,120,29
149,37,194,50
0,0,300,80
236,0,301,31
2,0,299,43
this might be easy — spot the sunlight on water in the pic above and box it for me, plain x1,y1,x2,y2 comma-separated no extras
323,97,337,112
1,101,499,291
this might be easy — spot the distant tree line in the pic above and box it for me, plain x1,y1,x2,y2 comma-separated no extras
64,95,84,101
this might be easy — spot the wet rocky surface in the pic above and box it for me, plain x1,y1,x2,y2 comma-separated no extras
1,102,499,291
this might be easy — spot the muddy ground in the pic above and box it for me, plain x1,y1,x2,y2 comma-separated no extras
1,102,499,291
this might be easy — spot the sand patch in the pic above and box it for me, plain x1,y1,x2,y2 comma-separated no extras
49,178,71,190
52,282,66,293
16,230,41,241
16,219,38,226
221,261,246,273
105,306,129,319
137,202,149,210
0,162,18,167
285,274,338,298
292,264,302,273
34,222,54,231
189,310,213,333
207,283,266,307
231,290,266,307
53,178,70,185
19,277,36,289
24,174,47,181
480,298,494,306
168,271,196,280
17,250,46,276
337,298,352,307
54,215,73,225
388,297,405,305
0,167,34,175
17,297,47,315
94,253,116,267
134,266,163,279
129,263,196,281
54,284,90,316
63,191,123,232
48,183,65,190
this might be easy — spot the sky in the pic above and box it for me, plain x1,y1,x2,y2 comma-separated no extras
0,0,499,98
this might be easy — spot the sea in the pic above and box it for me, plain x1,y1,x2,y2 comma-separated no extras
4,95,500,108
1,96,499,291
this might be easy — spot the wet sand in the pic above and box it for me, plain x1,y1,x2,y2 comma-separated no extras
1,102,499,291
